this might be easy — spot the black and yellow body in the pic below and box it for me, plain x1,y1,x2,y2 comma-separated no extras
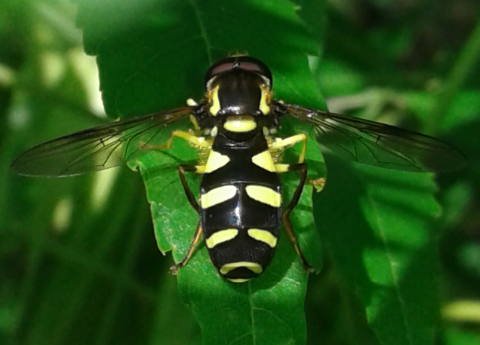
11,55,465,283
170,56,310,283
200,123,283,282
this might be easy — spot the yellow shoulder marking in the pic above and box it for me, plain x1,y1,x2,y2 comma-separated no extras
206,229,238,248
201,185,237,209
259,85,271,115
219,262,263,275
248,229,277,248
245,185,281,208
251,150,276,172
209,85,220,116
205,150,230,173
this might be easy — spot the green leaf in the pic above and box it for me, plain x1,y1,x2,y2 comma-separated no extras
75,0,325,116
314,154,441,345
137,118,324,344
443,327,480,345
74,0,326,344
4,1,479,345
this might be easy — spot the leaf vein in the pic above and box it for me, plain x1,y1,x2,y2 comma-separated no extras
189,0,213,63
366,179,414,345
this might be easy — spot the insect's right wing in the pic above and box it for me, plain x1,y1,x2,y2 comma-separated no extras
278,102,466,172
11,106,196,177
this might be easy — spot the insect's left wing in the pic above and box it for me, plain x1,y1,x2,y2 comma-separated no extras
278,102,466,172
11,106,195,177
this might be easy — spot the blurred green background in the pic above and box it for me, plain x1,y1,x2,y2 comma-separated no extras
1,0,479,344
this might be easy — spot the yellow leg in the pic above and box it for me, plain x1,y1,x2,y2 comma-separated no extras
270,133,307,163
185,99,201,135
270,133,307,173
189,114,201,135
195,165,206,174
274,164,290,173
140,130,209,151
269,134,313,271
272,134,323,191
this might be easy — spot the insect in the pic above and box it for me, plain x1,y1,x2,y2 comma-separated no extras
12,56,466,283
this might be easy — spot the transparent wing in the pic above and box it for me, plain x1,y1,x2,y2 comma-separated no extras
11,106,195,177
281,102,466,172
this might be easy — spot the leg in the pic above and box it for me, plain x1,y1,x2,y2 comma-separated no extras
270,133,307,164
269,134,312,270
178,164,203,214
272,133,324,192
280,163,313,272
173,164,206,273
172,163,206,272
170,221,203,275
188,114,202,136
140,130,209,151
185,99,202,135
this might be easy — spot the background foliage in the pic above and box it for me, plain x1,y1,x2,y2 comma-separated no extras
1,0,479,344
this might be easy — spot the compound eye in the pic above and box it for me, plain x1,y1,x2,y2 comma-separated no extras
209,62,236,76
236,61,264,74
205,56,273,88
209,61,263,78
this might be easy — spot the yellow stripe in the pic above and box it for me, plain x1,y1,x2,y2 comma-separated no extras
251,150,275,172
259,86,270,115
227,278,250,283
205,150,230,173
248,229,277,248
245,185,281,207
209,85,220,116
223,116,257,132
201,185,237,209
206,229,238,248
220,262,263,275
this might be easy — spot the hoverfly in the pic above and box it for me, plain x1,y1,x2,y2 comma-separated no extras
12,56,466,282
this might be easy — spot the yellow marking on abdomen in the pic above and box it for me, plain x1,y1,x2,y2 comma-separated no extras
245,185,281,207
201,185,237,209
206,229,238,248
248,229,277,248
205,150,230,173
251,150,276,172
223,115,257,132
228,278,250,283
219,262,263,275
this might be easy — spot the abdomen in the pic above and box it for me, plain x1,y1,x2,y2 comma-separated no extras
199,133,282,282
